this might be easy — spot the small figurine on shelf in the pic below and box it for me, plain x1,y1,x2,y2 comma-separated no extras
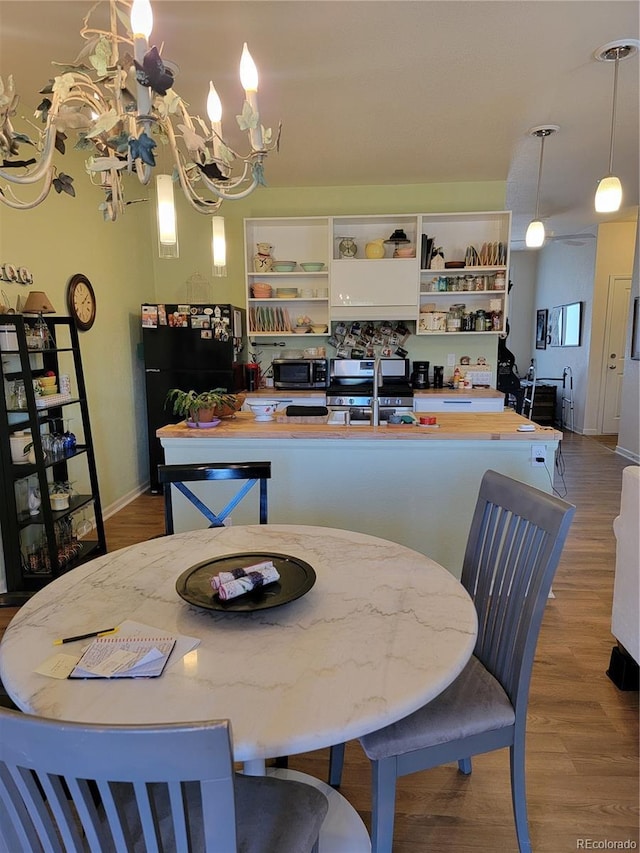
253,243,274,272
430,247,445,270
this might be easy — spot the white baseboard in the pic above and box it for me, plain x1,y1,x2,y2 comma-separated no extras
615,446,640,464
102,483,150,521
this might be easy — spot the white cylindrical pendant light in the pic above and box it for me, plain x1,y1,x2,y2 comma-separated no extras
595,175,623,213
525,220,546,249
156,174,178,259
212,216,227,277
594,41,638,214
525,125,559,250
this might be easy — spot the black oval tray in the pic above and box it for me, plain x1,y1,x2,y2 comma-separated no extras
175,551,316,612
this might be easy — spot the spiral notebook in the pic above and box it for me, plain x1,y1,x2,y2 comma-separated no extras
68,635,176,679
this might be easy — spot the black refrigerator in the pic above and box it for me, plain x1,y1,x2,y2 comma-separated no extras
141,303,246,493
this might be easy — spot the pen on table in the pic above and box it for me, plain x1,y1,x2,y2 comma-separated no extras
53,627,119,645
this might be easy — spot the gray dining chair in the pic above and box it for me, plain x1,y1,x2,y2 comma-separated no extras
0,709,328,853
157,461,271,534
328,469,575,853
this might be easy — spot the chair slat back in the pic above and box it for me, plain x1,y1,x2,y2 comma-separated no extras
157,462,271,534
0,711,238,853
461,469,575,713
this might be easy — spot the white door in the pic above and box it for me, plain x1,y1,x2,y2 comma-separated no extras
600,276,632,434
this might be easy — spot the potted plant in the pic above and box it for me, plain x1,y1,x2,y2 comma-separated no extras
165,388,245,425
49,481,72,510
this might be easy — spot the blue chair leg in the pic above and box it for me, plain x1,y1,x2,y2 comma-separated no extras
371,756,398,853
329,743,345,788
510,742,532,853
458,757,472,774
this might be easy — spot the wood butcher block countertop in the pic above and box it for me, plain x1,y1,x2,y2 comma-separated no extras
157,411,562,442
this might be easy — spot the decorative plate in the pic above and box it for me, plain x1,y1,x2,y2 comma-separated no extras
175,551,316,612
186,418,221,428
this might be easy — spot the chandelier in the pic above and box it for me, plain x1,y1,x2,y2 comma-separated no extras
0,0,281,222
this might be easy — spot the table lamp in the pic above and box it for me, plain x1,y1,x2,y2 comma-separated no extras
22,291,56,347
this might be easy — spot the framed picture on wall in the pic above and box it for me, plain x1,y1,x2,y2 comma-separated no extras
548,306,562,347
536,309,548,350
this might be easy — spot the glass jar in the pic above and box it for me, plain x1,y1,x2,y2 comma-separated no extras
446,305,463,333
475,310,486,332
14,380,27,409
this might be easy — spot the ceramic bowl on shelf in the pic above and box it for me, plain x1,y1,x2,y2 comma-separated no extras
248,401,280,421
311,324,328,334
445,261,465,269
251,283,273,298
292,326,310,334
300,262,325,272
271,261,297,272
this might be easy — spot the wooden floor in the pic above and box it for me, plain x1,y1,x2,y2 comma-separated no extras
1,433,638,851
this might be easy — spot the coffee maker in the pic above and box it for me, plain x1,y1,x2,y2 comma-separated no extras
411,361,430,389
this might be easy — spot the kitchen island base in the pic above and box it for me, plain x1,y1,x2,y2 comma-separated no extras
158,412,561,579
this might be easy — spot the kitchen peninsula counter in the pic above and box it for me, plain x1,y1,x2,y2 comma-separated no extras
157,411,559,441
157,412,561,578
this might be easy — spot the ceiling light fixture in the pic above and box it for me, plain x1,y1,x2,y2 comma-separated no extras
0,0,281,222
594,39,638,214
525,125,559,249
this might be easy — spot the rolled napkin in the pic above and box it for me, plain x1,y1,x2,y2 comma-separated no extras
211,560,280,600
211,560,275,591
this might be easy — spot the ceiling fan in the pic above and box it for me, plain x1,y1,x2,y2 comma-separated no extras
512,231,597,247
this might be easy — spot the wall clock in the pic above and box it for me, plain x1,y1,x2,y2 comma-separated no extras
67,273,96,331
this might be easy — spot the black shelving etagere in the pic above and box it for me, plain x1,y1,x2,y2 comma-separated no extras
0,314,106,605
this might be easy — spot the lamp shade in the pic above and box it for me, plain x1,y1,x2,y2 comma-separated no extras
595,175,623,212
212,216,227,277
22,291,56,314
156,174,178,259
525,220,546,249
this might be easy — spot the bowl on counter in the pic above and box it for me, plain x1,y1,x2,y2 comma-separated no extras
300,262,325,272
248,401,280,422
271,261,297,272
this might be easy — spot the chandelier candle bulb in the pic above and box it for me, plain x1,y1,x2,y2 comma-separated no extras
240,44,263,151
207,82,229,178
130,0,153,117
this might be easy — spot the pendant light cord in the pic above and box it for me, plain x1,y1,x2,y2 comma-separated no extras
533,131,548,221
607,51,620,176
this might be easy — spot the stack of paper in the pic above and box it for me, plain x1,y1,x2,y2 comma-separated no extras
68,636,176,679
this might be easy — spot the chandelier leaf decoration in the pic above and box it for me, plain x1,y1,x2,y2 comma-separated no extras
0,0,281,221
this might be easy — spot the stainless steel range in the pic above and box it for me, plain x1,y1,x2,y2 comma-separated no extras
326,358,414,425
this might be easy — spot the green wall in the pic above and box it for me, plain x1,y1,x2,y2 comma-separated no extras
0,149,154,511
1,157,506,509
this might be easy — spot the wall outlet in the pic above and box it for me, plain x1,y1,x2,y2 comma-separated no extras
447,353,456,366
531,445,546,467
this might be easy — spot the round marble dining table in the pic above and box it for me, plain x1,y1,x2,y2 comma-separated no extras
1,525,478,850
1,525,477,755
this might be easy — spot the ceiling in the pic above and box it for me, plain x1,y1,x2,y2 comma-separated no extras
1,1,638,247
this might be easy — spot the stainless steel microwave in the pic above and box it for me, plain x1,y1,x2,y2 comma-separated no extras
272,358,328,390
